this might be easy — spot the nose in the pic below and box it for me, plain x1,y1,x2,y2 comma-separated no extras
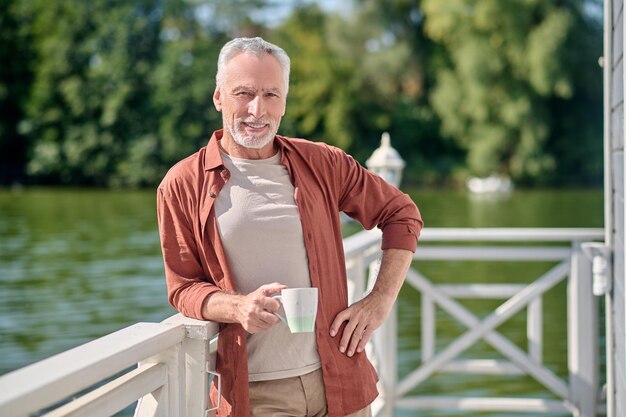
248,95,265,118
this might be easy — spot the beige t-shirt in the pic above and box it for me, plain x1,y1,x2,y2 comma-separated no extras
215,149,321,382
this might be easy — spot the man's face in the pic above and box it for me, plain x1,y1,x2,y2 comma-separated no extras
214,52,287,150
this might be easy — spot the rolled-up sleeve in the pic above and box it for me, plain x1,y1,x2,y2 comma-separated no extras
334,147,423,252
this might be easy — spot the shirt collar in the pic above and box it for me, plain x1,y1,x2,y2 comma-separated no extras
204,130,225,171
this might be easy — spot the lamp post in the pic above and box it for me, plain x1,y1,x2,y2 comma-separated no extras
365,132,405,188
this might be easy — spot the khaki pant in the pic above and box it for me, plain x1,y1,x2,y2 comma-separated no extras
248,368,372,417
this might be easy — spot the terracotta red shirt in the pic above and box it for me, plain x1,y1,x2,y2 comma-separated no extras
157,130,423,417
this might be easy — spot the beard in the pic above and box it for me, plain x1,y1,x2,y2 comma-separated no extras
226,117,279,150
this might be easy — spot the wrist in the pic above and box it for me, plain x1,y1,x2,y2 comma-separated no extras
368,286,397,304
202,290,245,324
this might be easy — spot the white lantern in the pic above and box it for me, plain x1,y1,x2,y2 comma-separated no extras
365,132,405,188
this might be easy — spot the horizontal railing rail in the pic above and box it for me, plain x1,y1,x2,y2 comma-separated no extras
344,227,605,251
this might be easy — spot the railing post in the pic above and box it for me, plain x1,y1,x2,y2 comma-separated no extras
163,314,220,417
372,301,397,417
347,254,367,305
134,315,219,417
568,242,599,417
135,340,184,417
366,257,397,417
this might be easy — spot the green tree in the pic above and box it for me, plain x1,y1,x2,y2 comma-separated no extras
421,0,603,184
0,0,34,184
272,2,456,184
21,0,166,186
128,0,226,187
269,5,359,150
347,0,461,183
18,0,268,187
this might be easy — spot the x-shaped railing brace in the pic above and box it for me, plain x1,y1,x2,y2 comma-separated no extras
397,260,572,405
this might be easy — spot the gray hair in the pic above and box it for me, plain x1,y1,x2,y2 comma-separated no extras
216,37,291,94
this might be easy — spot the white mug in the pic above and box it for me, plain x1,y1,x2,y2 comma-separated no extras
272,287,318,333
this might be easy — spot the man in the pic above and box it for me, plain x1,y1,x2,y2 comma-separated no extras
157,37,423,417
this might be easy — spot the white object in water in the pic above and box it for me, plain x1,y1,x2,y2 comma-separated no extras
467,175,513,194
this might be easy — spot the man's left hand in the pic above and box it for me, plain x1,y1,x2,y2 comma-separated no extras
330,248,413,357
329,291,394,357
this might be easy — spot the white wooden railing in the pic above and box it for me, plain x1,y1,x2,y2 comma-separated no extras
345,227,606,417
0,227,605,417
0,314,220,417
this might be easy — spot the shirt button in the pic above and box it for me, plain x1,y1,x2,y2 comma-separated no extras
209,191,217,198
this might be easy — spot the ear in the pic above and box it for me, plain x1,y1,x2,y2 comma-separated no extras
213,87,222,112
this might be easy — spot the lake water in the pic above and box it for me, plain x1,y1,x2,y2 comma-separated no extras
0,187,604,416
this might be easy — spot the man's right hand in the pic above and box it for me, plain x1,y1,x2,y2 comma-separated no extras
202,282,287,333
235,283,287,333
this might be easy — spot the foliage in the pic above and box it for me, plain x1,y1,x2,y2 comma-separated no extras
273,2,457,183
270,6,357,150
7,0,261,187
347,0,463,182
0,0,34,183
19,0,162,186
0,0,604,187
420,0,603,184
